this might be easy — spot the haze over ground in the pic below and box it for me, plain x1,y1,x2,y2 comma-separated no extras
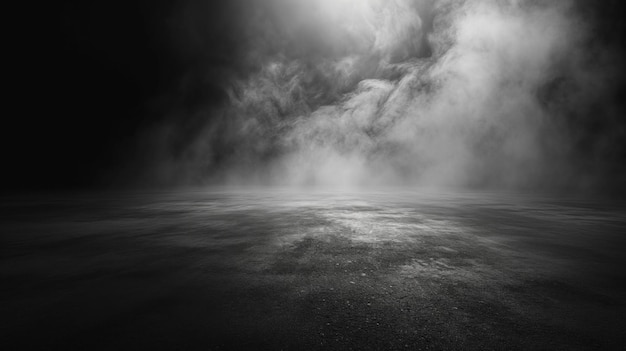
5,0,626,193
2,3,626,349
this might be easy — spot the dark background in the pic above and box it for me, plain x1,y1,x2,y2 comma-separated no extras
4,0,626,193
5,0,234,191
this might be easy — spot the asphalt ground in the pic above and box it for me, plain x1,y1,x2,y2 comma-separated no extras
2,189,625,350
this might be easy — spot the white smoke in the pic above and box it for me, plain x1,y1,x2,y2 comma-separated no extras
136,0,625,191
265,0,590,188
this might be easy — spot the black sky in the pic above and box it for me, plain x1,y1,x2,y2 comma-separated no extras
5,0,626,193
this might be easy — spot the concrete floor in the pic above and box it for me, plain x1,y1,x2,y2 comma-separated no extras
2,189,625,350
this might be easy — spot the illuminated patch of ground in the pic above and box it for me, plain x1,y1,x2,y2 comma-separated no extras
1,189,625,350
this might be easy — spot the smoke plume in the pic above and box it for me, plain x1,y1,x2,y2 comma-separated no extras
134,0,626,192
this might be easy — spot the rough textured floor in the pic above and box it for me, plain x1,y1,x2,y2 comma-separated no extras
1,189,625,350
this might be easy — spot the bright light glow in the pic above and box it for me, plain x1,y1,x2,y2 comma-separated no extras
278,0,422,57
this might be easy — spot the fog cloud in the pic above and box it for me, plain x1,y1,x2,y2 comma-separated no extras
136,0,626,192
